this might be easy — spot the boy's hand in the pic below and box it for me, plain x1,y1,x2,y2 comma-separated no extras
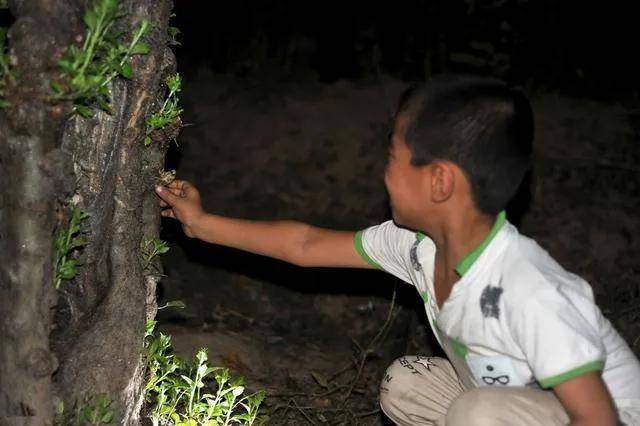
155,180,205,238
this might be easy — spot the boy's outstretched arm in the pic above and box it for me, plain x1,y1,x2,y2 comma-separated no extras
553,371,618,426
155,180,373,269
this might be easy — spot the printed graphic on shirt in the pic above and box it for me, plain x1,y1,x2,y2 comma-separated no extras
467,355,524,387
409,238,422,271
479,284,503,319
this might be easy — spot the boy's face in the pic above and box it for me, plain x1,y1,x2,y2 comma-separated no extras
384,116,431,230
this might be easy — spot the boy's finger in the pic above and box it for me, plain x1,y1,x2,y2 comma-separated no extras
160,208,176,219
167,187,182,198
171,180,196,197
155,186,180,205
168,180,188,191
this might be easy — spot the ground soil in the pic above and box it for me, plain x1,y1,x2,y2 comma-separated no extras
156,68,640,425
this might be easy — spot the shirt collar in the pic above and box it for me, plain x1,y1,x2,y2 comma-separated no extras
455,210,507,276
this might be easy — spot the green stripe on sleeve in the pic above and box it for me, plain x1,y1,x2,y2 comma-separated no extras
538,360,605,389
354,231,383,270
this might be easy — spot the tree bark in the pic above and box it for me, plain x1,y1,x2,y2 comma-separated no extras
0,0,176,424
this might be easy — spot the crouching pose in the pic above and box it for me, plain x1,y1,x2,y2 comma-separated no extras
156,74,640,425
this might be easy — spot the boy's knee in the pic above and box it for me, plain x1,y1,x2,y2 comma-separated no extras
379,356,451,414
445,388,495,425
379,357,425,413
445,387,569,426
379,357,408,410
380,356,464,425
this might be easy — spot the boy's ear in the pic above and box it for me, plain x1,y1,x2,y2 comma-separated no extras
428,161,455,203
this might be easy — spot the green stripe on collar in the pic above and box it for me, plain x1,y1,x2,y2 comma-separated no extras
455,211,507,276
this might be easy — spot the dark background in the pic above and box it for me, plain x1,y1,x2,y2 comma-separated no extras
172,0,638,99
154,4,640,424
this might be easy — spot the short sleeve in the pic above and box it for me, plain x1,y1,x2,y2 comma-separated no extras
354,220,418,284
507,285,606,389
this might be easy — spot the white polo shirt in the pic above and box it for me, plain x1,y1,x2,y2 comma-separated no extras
355,212,640,421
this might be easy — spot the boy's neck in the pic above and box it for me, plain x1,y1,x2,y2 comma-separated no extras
430,208,498,281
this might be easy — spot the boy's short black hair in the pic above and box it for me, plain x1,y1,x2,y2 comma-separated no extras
396,74,533,215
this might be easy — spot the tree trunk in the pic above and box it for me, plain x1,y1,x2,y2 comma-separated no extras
0,0,176,424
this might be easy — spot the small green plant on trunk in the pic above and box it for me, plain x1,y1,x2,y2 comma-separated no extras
144,320,267,425
144,73,183,146
51,0,151,117
54,393,114,425
141,235,170,273
168,25,181,46
0,26,14,108
53,204,90,289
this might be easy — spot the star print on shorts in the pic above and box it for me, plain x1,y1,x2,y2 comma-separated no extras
412,356,437,372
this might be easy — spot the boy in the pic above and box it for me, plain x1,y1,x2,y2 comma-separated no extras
155,74,640,425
